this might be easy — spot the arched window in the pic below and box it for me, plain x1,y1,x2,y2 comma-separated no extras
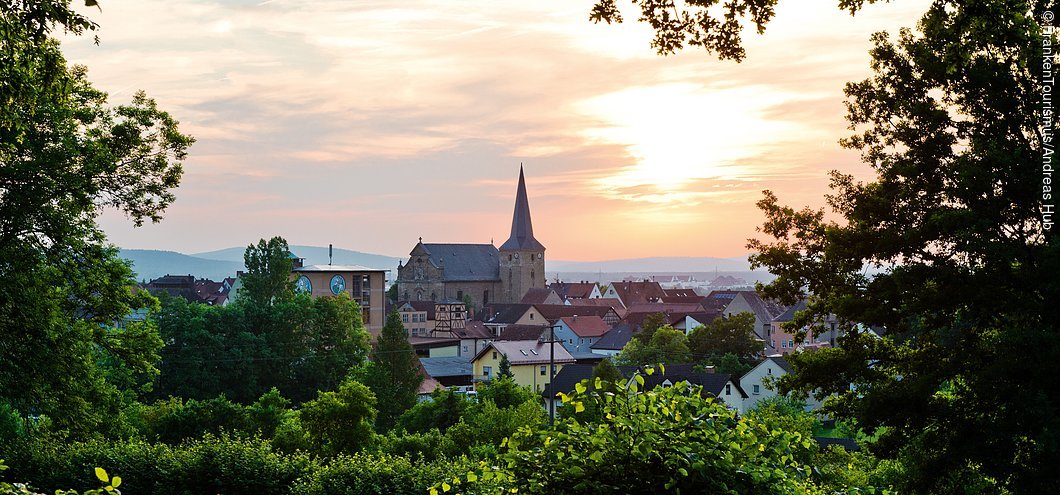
531,269,535,280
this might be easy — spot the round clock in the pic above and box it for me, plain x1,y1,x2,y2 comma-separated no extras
296,275,312,294
330,275,346,295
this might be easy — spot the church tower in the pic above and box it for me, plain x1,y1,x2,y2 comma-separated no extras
499,166,546,303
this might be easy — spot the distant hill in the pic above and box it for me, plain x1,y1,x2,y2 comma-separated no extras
118,249,244,282
546,256,756,273
193,245,402,270
120,248,765,284
120,245,403,282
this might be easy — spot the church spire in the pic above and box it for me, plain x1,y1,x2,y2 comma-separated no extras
500,165,545,251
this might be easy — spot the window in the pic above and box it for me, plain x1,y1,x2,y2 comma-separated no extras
540,365,547,376
483,290,489,305
492,351,497,359
529,313,534,320
753,385,760,395
462,345,468,353
483,366,492,378
767,368,772,375
457,290,464,300
402,314,409,323
725,384,732,395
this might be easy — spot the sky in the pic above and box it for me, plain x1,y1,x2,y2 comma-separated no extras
64,0,930,261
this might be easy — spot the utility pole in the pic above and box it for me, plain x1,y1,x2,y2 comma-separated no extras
548,323,559,425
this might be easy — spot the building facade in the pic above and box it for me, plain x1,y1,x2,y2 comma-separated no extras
291,262,386,336
395,167,545,307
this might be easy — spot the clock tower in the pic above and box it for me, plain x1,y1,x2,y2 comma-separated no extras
499,166,545,303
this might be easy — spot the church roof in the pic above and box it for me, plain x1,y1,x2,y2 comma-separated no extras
414,242,501,282
500,166,545,252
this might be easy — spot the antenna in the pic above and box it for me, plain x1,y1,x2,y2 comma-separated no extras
329,244,333,265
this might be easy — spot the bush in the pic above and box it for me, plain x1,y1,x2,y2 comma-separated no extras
291,453,469,495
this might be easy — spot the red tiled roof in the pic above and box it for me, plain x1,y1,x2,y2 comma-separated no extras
559,315,610,338
610,281,667,306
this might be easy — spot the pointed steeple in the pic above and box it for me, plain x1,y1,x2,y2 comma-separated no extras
500,165,545,251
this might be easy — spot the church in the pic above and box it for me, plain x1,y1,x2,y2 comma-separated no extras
395,167,545,308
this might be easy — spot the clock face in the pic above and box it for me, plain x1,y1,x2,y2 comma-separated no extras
330,275,346,295
296,275,312,294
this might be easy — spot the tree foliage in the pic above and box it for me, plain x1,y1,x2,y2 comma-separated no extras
299,378,377,456
615,325,691,366
632,312,668,344
444,374,825,494
359,310,423,432
687,312,760,359
0,0,190,439
747,1,1059,492
153,292,369,403
240,237,294,307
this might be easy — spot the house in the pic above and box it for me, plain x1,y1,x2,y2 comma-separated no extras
607,281,667,308
768,299,839,355
498,324,549,342
432,300,468,337
552,315,610,354
409,336,461,358
291,257,387,336
739,355,823,411
446,320,494,357
543,363,747,413
590,322,636,356
567,298,626,317
394,168,546,308
520,288,564,305
477,303,545,336
713,290,787,353
471,340,575,392
396,301,436,337
548,282,602,301
619,363,747,412
535,304,622,327
420,356,474,388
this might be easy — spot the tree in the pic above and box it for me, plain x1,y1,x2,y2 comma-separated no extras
591,358,624,386
687,312,760,359
475,376,536,410
632,312,668,344
299,377,377,455
0,1,191,438
359,310,423,432
745,2,1059,492
461,293,476,314
446,379,828,494
497,354,514,380
153,291,369,404
615,325,691,366
240,236,294,307
386,283,398,303
396,387,470,434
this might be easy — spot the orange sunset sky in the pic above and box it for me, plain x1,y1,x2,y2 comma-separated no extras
65,0,930,261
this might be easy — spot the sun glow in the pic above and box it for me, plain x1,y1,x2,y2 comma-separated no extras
578,83,810,202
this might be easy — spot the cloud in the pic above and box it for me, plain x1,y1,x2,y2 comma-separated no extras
66,0,930,259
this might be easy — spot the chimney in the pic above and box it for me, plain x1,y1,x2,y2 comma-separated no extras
703,365,716,374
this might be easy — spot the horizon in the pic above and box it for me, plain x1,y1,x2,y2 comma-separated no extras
65,0,929,260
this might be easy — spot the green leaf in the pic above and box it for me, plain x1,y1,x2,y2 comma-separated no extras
442,482,451,492
575,401,585,413
635,374,645,387
575,382,587,394
95,468,109,483
466,472,478,482
111,477,121,488
645,367,654,375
